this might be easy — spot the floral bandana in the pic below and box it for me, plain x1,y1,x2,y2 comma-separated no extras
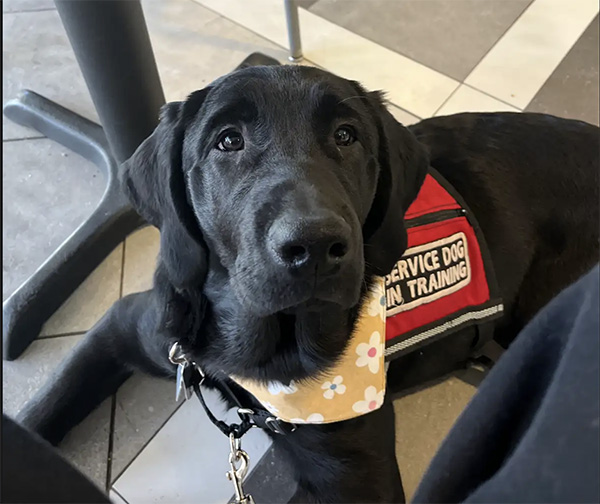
231,278,387,425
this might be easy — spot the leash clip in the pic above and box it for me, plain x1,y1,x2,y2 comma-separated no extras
169,342,204,402
226,433,255,504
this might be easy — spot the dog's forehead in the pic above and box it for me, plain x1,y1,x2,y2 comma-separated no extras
206,65,357,109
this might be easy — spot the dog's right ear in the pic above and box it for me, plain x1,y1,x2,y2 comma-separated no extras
119,90,210,290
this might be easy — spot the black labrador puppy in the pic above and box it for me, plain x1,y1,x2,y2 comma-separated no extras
17,65,599,503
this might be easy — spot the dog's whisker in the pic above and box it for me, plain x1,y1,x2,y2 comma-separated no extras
337,95,367,105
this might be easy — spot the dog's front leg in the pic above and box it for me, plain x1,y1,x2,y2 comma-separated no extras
274,399,405,504
16,292,171,445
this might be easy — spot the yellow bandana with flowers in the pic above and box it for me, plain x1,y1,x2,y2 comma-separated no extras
232,278,387,424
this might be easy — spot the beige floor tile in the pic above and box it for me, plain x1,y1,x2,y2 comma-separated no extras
389,104,420,126
144,0,289,104
2,138,104,300
465,0,599,108
2,334,111,488
193,0,291,49
40,244,123,336
122,226,160,297
194,0,459,118
110,373,181,482
435,85,521,117
394,376,476,501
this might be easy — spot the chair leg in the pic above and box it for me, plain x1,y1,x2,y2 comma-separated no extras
3,91,145,361
284,0,304,62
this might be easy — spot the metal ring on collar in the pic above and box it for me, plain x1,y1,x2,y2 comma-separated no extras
168,341,187,365
266,416,297,435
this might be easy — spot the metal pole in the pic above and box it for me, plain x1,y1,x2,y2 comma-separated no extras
284,0,303,62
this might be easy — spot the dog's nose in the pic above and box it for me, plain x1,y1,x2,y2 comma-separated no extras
269,215,351,274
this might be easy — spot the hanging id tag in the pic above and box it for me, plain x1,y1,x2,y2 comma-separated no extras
170,341,204,402
175,361,195,402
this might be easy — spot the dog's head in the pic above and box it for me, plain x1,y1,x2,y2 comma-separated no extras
121,65,428,382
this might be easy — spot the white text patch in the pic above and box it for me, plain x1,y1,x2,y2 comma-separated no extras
385,232,472,316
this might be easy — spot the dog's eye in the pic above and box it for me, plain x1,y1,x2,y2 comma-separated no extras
334,126,356,146
216,130,244,152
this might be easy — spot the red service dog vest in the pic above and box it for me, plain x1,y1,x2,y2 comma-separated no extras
384,169,503,361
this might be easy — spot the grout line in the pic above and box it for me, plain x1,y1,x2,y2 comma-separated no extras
106,241,127,490
105,394,118,492
2,7,57,14
461,83,523,111
431,85,462,117
3,135,46,143
176,0,238,33
388,103,422,121
111,487,131,504
432,82,524,117
38,331,87,340
110,400,186,485
119,240,127,300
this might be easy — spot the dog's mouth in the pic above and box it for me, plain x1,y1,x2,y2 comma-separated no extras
280,296,343,314
231,264,364,318
225,306,356,383
199,273,365,383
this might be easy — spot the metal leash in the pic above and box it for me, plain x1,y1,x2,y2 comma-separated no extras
226,433,255,504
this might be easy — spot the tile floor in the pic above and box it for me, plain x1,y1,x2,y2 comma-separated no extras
2,0,598,503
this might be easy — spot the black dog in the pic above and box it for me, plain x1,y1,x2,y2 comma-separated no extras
17,65,599,503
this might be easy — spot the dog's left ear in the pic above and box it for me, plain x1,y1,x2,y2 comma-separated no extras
362,91,429,276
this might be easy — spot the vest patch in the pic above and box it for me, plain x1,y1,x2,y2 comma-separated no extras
384,170,503,361
386,232,472,316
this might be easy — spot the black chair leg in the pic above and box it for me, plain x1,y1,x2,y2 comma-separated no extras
3,91,145,361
